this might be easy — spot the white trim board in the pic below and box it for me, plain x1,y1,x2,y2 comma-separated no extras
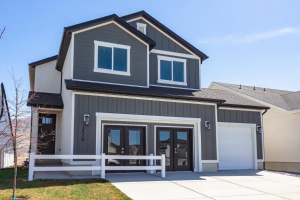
95,113,202,172
218,122,258,170
149,84,200,91
219,107,264,112
72,91,217,106
126,17,200,59
151,49,199,59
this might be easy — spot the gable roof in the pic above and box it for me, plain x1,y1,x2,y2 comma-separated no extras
122,11,209,62
65,79,269,110
211,82,300,112
55,14,156,71
29,55,58,68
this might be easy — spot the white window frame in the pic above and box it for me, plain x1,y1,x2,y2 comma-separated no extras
157,55,187,86
137,22,147,34
94,40,131,76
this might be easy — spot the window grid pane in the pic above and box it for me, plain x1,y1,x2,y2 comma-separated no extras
113,47,127,72
160,60,172,81
98,46,112,70
173,61,184,82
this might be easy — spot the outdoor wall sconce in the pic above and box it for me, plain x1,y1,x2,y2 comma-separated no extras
205,121,211,130
257,126,262,134
84,114,89,126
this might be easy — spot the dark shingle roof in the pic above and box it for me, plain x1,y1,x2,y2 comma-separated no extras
27,91,64,109
29,55,58,67
214,82,300,111
65,80,269,110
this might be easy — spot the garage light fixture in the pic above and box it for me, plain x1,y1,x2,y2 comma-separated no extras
205,121,211,130
257,126,262,134
84,114,89,126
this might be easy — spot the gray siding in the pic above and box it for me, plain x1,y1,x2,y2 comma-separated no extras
150,53,200,89
128,19,191,54
102,121,193,156
217,109,263,159
74,94,217,160
73,23,148,87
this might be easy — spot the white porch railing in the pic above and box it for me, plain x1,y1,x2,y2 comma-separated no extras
28,153,165,181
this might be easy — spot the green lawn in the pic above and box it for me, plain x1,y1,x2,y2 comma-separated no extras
0,169,131,200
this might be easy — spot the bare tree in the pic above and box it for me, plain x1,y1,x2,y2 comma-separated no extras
0,72,55,199
0,26,5,39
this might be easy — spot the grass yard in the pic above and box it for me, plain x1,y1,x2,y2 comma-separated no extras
0,169,131,200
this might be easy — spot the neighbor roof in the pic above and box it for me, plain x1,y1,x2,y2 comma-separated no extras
65,80,269,110
27,91,64,109
122,10,209,61
29,55,58,67
213,82,300,111
55,14,156,71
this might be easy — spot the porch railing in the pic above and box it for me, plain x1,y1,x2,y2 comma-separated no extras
28,153,165,181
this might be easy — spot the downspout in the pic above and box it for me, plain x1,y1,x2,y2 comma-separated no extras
262,108,268,115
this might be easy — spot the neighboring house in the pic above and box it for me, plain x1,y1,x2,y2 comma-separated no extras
27,11,270,177
0,83,13,168
210,82,300,173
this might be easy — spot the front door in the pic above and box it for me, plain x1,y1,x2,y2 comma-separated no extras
156,128,193,171
103,126,146,172
38,114,56,154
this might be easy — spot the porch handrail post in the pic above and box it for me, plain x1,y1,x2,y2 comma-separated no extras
28,152,35,181
161,154,165,178
149,154,154,174
101,153,105,179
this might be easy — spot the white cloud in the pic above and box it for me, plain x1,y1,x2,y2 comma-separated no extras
198,28,300,44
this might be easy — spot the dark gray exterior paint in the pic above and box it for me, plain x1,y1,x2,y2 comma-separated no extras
128,19,191,54
150,53,200,89
217,109,263,159
73,94,217,160
73,23,148,87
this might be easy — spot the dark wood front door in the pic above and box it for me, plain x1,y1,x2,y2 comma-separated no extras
103,126,146,172
156,128,193,171
38,114,56,154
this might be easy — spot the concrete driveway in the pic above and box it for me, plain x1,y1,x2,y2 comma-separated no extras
106,170,300,200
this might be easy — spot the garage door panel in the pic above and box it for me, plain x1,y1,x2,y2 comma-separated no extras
218,126,254,170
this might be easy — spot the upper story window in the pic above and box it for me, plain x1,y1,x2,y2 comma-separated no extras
157,55,187,86
94,41,131,76
137,22,147,34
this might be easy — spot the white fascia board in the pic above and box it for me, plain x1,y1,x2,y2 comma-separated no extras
210,82,289,113
151,49,199,59
219,107,264,112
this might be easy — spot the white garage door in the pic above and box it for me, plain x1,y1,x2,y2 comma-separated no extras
218,126,254,170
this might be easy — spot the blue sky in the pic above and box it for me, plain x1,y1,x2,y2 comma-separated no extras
1,0,299,98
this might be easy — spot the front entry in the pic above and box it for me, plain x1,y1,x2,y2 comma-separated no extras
156,128,193,171
103,126,146,172
38,113,56,154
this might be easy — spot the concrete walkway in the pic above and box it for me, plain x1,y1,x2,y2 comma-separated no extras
106,170,300,200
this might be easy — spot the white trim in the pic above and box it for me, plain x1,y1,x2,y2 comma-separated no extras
71,33,74,79
73,21,148,47
149,84,199,91
199,59,201,89
157,55,187,86
150,49,199,59
218,122,258,170
154,125,196,171
95,113,202,172
214,105,219,163
72,79,148,88
126,17,200,59
201,160,218,164
137,22,147,34
38,108,63,112
70,92,75,161
72,91,217,106
209,82,293,113
147,45,149,87
219,107,265,112
94,40,131,76
260,110,265,162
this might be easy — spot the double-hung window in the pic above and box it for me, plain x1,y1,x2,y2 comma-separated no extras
94,41,131,76
157,55,187,86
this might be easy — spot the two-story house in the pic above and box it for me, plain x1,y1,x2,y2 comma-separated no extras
27,11,269,177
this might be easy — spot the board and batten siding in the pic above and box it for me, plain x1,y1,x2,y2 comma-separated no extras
217,109,263,159
73,94,217,160
150,53,200,89
73,23,148,87
128,19,191,54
